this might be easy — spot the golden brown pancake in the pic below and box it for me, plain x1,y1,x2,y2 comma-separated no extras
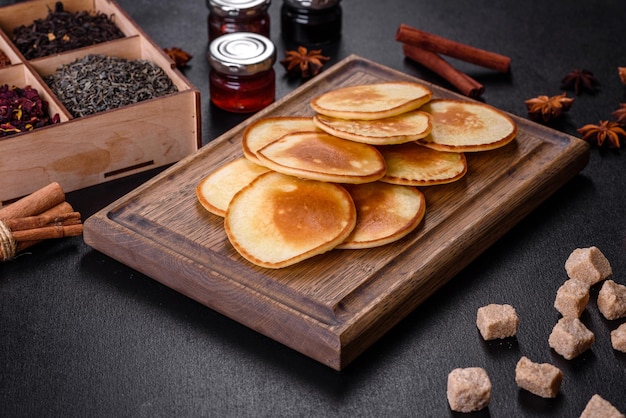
225,172,357,268
242,116,319,163
196,158,271,217
256,131,387,184
378,142,467,186
417,99,517,152
337,182,426,249
312,109,432,145
310,81,433,120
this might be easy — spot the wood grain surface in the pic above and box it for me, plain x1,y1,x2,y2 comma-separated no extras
83,55,589,370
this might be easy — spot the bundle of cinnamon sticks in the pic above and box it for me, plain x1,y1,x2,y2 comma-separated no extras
395,24,511,99
0,182,83,262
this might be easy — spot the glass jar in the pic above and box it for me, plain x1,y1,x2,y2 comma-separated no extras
207,0,271,42
280,0,342,46
208,32,276,113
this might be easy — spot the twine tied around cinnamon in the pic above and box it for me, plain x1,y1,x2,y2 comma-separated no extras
0,220,17,262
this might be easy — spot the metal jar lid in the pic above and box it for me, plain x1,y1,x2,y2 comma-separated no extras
283,0,340,10
208,33,276,76
207,0,271,17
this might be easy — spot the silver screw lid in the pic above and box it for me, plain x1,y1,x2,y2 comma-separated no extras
283,0,340,10
207,0,271,17
209,33,276,76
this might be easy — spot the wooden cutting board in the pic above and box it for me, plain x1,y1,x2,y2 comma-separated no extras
83,55,589,370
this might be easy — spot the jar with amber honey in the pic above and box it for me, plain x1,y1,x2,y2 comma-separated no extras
208,32,276,113
207,0,271,42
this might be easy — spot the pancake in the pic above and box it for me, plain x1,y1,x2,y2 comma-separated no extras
256,131,387,184
225,172,357,269
242,116,319,163
337,182,426,249
417,99,517,152
310,81,433,120
196,158,271,217
378,142,467,186
313,109,432,145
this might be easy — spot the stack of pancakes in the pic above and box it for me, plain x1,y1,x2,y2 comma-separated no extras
197,81,517,269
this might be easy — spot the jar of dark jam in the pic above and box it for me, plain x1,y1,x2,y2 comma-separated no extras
208,32,276,113
207,0,271,42
280,0,342,46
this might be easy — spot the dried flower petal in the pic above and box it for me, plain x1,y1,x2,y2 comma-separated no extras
561,69,599,95
612,103,626,125
280,46,330,79
0,84,60,137
525,93,574,122
577,120,625,149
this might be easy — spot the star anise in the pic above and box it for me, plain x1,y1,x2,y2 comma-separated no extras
280,46,330,79
612,103,626,125
525,93,574,122
164,47,193,69
561,69,599,95
619,67,626,86
577,120,625,149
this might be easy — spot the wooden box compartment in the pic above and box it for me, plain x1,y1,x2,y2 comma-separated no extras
0,0,143,43
0,63,70,123
0,0,200,204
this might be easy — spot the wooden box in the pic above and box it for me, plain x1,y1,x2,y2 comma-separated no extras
0,0,201,204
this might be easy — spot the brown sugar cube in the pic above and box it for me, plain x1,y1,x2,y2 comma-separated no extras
548,317,594,360
554,279,590,318
580,394,625,418
611,322,626,353
514,356,563,398
597,280,626,320
564,246,612,286
476,304,519,340
447,367,492,413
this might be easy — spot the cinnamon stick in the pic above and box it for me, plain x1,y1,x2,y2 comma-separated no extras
15,202,77,252
11,224,83,242
3,212,82,232
41,202,75,217
0,183,83,261
402,43,484,99
0,182,65,220
396,24,511,73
